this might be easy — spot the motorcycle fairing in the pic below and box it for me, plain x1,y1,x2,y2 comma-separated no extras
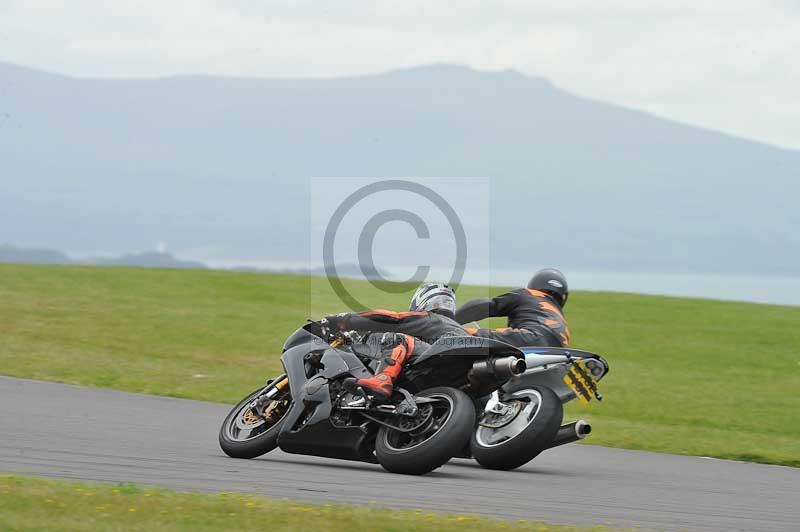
519,346,606,361
504,346,609,402
276,338,377,463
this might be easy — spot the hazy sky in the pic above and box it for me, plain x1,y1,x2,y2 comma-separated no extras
2,0,798,149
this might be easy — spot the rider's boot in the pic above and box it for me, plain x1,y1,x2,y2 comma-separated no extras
356,335,414,398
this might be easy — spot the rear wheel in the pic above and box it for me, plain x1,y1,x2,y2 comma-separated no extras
375,387,475,475
219,379,292,459
470,386,562,471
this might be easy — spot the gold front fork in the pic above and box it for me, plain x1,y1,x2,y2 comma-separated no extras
273,376,290,392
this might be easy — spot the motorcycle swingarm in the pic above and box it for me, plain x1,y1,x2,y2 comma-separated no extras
337,386,420,417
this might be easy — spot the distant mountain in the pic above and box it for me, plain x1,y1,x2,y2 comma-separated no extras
1,62,797,275
0,244,204,270
0,243,71,265
88,251,206,269
0,244,391,279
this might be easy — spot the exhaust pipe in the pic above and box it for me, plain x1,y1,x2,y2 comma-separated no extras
469,356,527,383
547,419,592,449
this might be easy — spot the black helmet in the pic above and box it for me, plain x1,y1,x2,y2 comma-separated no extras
409,282,456,318
528,268,569,307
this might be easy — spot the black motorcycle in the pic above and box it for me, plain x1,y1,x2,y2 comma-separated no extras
219,322,527,475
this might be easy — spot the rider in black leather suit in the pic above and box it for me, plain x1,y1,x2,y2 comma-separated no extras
456,268,571,348
321,283,466,398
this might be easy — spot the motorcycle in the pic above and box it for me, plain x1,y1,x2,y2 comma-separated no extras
219,322,529,475
219,322,610,474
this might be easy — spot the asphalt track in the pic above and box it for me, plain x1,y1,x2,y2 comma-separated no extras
1,376,797,531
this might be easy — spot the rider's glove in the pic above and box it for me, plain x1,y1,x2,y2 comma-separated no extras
320,315,364,346
319,318,343,343
340,330,363,345
319,318,333,341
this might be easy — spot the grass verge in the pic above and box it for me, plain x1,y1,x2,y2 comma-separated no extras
0,474,619,531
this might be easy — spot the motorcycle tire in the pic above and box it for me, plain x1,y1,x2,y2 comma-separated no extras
375,386,475,475
470,385,562,471
219,383,291,459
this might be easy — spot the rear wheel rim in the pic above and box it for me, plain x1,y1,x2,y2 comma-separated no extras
383,394,454,452
474,389,542,448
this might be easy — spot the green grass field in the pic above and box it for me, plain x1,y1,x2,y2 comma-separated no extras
1,263,798,466
0,474,617,532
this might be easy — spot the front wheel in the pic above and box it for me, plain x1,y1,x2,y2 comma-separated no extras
375,386,475,475
219,378,292,459
470,385,563,471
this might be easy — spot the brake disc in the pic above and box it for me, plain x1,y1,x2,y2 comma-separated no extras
405,404,435,435
235,406,266,430
478,400,524,429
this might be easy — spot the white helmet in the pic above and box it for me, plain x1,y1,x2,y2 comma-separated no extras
409,282,456,317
